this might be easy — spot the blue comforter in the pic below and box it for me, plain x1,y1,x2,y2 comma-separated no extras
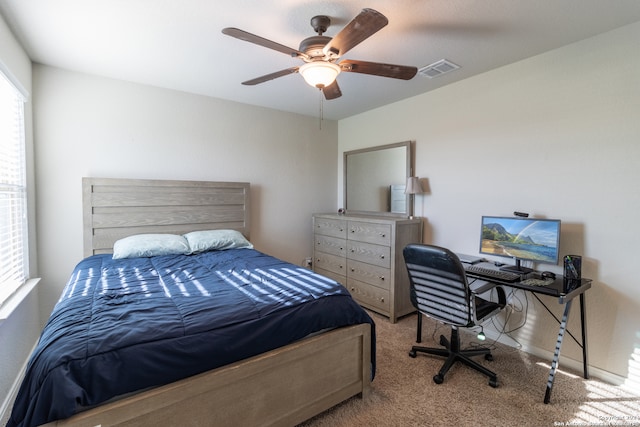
9,249,375,427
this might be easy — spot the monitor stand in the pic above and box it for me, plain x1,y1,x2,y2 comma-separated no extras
499,258,533,274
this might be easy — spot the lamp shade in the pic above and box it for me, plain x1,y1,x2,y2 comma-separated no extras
405,177,424,194
299,62,340,88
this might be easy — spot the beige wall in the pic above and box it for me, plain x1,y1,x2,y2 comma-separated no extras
339,22,640,381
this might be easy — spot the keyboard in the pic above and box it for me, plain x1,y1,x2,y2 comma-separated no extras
464,265,521,283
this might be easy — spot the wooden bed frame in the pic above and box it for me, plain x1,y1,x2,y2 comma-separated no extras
41,177,372,426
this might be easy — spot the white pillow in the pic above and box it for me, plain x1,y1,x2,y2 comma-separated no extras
112,234,190,259
183,229,253,253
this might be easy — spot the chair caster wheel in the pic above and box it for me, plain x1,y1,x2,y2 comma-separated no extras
485,353,493,361
489,378,498,388
409,350,417,358
433,374,444,384
439,335,447,346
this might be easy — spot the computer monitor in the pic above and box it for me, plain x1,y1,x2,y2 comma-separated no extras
479,216,561,274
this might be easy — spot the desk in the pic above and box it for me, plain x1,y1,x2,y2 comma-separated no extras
465,262,592,404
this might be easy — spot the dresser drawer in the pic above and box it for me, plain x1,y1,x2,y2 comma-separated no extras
347,241,391,269
314,217,347,239
314,252,346,277
346,278,390,313
347,259,390,290
347,221,391,246
314,235,346,258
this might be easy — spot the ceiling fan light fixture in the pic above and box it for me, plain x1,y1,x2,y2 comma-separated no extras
299,62,340,88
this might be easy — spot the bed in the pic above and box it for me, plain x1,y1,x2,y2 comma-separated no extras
8,177,375,427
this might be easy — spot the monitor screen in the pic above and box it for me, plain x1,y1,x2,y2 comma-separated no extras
479,216,561,270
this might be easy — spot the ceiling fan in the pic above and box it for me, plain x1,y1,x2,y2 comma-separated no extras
222,8,417,100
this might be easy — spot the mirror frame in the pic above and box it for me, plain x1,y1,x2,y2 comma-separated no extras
343,141,414,217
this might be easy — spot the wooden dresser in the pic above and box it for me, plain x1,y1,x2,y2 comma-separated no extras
312,213,422,323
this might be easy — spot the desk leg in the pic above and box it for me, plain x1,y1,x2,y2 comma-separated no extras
417,312,422,343
544,300,573,404
580,293,589,379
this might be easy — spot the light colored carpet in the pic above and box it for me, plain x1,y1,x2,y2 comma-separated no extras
300,311,640,427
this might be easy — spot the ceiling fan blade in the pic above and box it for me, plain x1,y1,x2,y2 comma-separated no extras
222,27,306,59
322,80,342,100
323,9,388,57
242,67,299,85
339,59,417,80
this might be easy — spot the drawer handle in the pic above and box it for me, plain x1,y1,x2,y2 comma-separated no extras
379,276,385,281
339,265,343,269
380,233,386,237
350,229,355,233
350,287,355,291
340,228,344,231
380,297,385,303
351,268,355,272
380,255,385,259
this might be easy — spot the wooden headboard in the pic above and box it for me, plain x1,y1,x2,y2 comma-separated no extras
83,177,251,257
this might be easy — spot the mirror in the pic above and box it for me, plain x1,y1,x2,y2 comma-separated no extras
344,141,412,217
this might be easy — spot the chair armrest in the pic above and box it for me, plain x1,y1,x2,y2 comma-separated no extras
470,280,507,308
469,279,497,295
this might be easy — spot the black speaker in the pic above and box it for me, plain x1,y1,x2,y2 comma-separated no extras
563,255,582,292
563,255,582,280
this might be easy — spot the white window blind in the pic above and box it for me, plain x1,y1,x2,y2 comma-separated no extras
0,70,28,306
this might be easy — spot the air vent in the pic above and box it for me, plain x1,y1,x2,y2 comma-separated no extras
418,59,460,78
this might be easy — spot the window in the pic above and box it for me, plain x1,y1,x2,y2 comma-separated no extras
0,69,28,306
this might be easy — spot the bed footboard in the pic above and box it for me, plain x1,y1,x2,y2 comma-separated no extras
42,323,371,427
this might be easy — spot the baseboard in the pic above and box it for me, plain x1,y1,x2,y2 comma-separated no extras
484,329,625,386
0,341,38,426
517,342,625,386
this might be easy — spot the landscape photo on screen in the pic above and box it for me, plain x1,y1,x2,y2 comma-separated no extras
480,217,560,263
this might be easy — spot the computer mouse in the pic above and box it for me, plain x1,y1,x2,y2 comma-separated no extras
541,271,556,280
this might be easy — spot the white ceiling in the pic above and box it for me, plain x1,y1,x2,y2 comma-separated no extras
1,0,640,120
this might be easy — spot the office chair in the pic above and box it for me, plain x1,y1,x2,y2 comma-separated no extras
403,244,506,387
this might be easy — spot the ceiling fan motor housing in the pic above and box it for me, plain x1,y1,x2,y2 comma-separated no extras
299,35,332,59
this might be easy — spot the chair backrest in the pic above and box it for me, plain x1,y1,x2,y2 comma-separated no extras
403,244,473,328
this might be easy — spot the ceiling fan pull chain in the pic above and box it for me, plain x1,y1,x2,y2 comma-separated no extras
318,88,324,130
